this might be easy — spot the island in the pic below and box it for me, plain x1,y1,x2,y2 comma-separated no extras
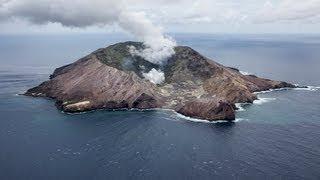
25,41,296,121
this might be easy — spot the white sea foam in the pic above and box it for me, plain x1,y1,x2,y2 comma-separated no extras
62,107,247,123
174,112,247,124
254,88,292,94
253,97,276,105
294,86,320,92
240,71,252,75
235,103,249,112
254,85,320,95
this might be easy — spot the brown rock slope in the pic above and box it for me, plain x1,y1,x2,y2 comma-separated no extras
25,41,296,121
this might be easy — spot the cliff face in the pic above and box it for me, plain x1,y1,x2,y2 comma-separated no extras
25,41,295,121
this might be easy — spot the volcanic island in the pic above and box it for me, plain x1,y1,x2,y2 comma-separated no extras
25,42,296,121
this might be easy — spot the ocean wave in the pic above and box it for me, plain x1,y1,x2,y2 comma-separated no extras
253,97,276,105
236,97,277,111
254,88,291,94
63,107,161,115
58,105,249,124
240,71,252,75
235,103,249,112
254,85,319,95
294,86,320,92
174,112,248,124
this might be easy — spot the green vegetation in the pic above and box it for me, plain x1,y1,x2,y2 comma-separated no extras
95,41,160,78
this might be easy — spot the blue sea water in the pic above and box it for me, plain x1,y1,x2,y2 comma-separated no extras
0,33,320,180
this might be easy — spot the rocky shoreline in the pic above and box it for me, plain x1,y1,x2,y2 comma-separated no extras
25,41,296,121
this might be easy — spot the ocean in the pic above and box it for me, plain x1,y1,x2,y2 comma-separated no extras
0,33,320,180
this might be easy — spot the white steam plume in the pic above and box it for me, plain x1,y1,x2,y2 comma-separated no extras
0,0,176,84
142,68,165,84
0,0,176,64
119,11,176,64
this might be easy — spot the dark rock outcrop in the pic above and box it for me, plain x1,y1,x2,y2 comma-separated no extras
25,41,296,121
177,98,235,121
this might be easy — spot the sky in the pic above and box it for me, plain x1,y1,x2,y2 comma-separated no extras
0,0,320,34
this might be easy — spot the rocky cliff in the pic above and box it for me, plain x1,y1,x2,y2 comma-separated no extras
25,41,296,121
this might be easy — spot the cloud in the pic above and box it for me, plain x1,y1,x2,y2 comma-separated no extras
128,0,320,25
254,0,320,23
0,0,122,26
1,0,320,35
0,0,176,65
